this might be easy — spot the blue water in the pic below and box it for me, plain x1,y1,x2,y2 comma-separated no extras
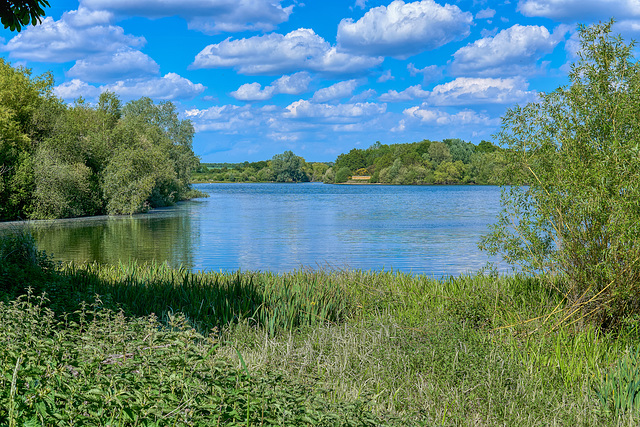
1,183,507,278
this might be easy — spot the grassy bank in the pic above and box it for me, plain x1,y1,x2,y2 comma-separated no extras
1,233,639,425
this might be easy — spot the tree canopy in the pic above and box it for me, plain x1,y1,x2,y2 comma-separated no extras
320,138,506,185
270,150,309,183
0,60,202,220
0,0,50,32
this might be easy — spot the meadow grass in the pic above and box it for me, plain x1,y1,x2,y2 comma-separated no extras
1,232,639,425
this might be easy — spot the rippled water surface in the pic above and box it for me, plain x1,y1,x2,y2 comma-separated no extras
1,183,507,277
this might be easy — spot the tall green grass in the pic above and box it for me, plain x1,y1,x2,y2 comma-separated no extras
62,262,352,335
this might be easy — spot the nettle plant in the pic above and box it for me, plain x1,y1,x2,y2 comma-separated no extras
480,20,640,329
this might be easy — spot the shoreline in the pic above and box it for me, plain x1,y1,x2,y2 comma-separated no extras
192,180,493,186
0,195,207,226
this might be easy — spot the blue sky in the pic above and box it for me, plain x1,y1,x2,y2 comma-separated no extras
0,0,635,162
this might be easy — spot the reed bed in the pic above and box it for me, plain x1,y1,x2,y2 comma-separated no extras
62,262,352,335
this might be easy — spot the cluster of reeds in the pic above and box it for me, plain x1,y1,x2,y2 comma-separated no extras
61,262,352,335
595,346,640,415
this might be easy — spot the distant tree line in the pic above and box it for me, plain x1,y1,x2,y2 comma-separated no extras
0,60,202,220
192,151,330,183
194,139,506,186
323,139,505,185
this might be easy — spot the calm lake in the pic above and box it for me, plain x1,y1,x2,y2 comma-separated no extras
1,183,508,278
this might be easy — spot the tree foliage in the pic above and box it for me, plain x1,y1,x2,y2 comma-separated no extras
427,141,452,166
270,150,309,183
320,138,505,185
0,60,201,220
0,59,57,219
193,137,506,186
0,0,50,32
334,148,367,172
480,21,640,328
193,157,325,184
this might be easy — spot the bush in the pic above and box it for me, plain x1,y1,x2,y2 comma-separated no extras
0,232,54,297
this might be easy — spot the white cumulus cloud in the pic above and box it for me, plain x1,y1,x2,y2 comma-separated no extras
377,70,394,82
403,104,500,126
232,83,273,101
273,72,313,95
407,63,442,82
185,104,262,132
80,0,293,33
450,24,567,76
231,72,311,101
380,78,537,104
192,28,383,75
55,73,205,101
54,79,102,100
476,8,496,19
350,89,377,102
312,80,361,102
427,77,538,106
517,0,640,20
379,85,429,102
337,0,472,58
284,100,387,123
106,73,205,100
67,49,159,82
64,7,113,26
1,8,144,62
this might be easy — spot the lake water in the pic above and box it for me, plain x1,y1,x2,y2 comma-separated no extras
0,183,508,278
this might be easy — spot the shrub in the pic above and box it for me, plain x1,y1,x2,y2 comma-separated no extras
0,232,54,297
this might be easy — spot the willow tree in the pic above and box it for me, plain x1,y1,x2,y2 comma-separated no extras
480,21,640,328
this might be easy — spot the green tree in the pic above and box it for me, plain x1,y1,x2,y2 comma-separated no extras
415,139,432,157
468,152,506,185
0,59,56,219
334,167,351,183
444,138,475,163
32,147,101,218
434,160,466,184
311,162,329,181
388,158,402,182
476,140,497,153
480,21,640,327
102,145,175,215
393,143,422,166
122,97,198,193
0,0,49,32
427,141,452,166
334,148,367,172
97,91,122,129
270,151,309,182
322,167,335,183
395,164,429,185
256,167,275,182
